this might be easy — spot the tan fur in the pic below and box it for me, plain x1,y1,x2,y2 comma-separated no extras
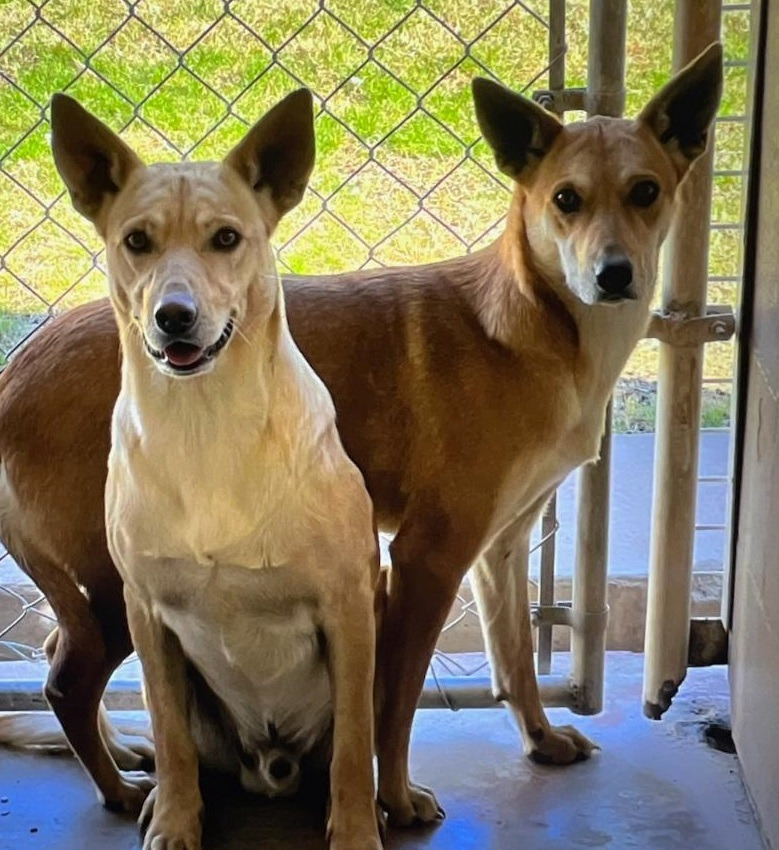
41,90,383,850
0,45,722,830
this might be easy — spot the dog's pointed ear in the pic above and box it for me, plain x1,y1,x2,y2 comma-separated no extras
224,88,315,229
471,78,563,181
639,42,723,178
50,94,143,224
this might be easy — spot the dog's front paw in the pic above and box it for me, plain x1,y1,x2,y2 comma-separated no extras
326,799,385,850
329,835,383,850
139,786,202,850
526,723,598,765
101,771,156,815
379,781,444,828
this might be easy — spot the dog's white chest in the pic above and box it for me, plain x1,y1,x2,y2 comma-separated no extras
152,558,332,752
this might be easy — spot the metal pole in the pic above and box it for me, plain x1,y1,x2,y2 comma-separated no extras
537,494,557,674
418,674,574,710
570,0,627,716
536,0,566,678
642,0,722,720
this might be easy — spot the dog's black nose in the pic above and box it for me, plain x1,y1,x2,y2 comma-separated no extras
268,756,294,781
596,259,633,296
154,293,198,336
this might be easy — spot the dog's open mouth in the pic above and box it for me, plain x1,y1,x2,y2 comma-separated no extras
144,320,234,374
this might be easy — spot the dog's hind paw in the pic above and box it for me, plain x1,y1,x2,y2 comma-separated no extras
379,782,445,828
102,771,156,815
108,730,156,771
526,723,599,765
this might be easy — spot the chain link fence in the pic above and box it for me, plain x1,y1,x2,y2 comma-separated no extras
0,0,563,681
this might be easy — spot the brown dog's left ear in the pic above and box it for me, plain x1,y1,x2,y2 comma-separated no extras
639,42,723,178
471,77,563,181
224,88,315,227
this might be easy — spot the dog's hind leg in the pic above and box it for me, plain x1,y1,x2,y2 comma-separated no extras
470,509,597,764
0,629,153,771
98,701,154,770
30,564,154,813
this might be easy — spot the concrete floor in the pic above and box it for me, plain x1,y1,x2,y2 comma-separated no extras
0,654,764,850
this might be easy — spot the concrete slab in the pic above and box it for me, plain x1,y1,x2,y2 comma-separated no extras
0,655,764,850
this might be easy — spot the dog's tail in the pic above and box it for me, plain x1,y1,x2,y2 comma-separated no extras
0,711,70,752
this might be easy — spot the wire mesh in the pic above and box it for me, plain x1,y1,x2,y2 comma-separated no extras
0,0,560,679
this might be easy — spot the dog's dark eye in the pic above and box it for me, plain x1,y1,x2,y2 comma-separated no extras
628,180,660,208
553,187,582,214
124,230,151,253
212,227,241,251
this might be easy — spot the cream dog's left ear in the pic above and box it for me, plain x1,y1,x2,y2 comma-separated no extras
224,88,315,230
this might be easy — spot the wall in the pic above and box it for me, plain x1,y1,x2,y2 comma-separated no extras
729,1,779,846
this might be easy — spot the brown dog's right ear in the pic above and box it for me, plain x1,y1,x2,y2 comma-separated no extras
471,78,563,181
50,94,142,224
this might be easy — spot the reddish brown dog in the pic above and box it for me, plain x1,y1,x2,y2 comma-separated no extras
0,44,722,827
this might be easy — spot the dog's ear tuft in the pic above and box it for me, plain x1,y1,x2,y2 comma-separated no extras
471,78,563,181
50,94,142,224
224,88,315,229
639,42,723,178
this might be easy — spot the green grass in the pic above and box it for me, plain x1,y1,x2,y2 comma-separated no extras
0,0,752,428
613,379,732,434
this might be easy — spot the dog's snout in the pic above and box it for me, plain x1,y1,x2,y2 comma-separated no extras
268,755,294,781
596,259,633,296
154,292,198,336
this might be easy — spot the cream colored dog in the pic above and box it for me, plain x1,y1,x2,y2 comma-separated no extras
49,90,383,850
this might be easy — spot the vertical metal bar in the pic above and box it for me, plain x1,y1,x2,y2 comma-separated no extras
537,494,557,674
536,0,566,678
642,0,722,720
570,0,627,716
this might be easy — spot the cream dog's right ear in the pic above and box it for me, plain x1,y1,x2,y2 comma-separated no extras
50,93,143,226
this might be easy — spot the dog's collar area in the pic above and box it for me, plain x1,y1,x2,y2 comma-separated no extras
144,319,234,374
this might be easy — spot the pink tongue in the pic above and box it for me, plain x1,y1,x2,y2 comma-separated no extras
164,342,204,367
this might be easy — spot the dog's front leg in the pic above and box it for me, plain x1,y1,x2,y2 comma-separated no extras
376,529,463,827
124,585,202,850
470,512,597,764
321,575,383,850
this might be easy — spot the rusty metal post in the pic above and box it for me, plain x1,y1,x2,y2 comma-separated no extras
569,0,627,716
642,0,722,720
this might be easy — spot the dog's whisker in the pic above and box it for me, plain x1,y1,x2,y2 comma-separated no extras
233,324,251,346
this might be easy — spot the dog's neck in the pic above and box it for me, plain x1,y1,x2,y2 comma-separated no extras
114,278,332,449
480,197,653,406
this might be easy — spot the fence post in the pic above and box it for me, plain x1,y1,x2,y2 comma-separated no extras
536,0,566,678
569,0,627,715
642,0,722,719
